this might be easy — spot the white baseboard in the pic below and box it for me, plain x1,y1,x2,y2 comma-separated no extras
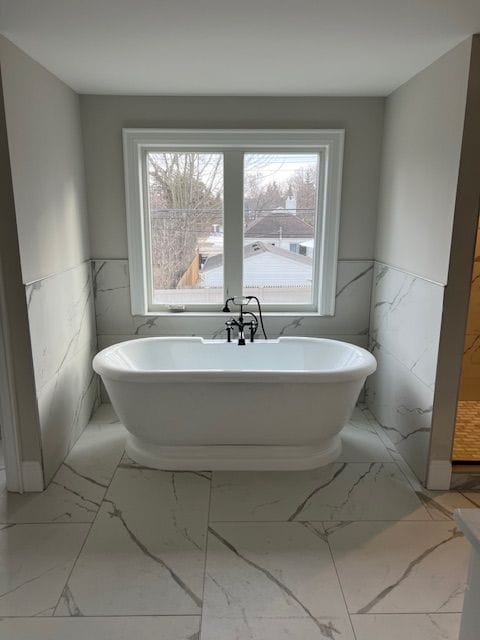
426,460,452,490
22,461,44,492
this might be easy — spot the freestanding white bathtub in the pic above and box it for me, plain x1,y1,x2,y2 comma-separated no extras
93,337,377,471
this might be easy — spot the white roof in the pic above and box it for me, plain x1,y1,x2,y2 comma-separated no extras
201,242,312,288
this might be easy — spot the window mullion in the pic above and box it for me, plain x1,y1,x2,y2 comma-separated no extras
223,150,244,299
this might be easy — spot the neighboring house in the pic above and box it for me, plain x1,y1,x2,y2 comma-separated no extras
200,241,313,289
197,227,224,263
244,210,314,254
299,238,314,258
193,204,315,291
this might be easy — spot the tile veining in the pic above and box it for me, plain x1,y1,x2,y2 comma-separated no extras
330,521,469,614
0,404,470,640
26,261,100,483
210,462,429,522
356,526,463,614
92,258,374,343
366,262,444,480
56,464,209,615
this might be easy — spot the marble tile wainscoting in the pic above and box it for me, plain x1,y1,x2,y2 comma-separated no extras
92,257,374,346
26,261,100,484
366,262,445,483
0,403,474,639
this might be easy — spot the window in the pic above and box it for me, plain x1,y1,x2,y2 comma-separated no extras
146,151,224,306
124,129,344,315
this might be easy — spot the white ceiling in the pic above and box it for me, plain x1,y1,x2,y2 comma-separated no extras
1,0,479,96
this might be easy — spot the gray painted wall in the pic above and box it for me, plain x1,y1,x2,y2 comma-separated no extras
80,95,384,261
0,66,42,473
0,37,90,285
367,38,472,482
375,39,472,286
0,36,98,485
81,96,384,350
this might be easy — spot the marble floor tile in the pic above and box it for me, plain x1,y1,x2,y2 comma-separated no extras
203,522,349,630
344,417,463,523
0,420,126,523
210,463,429,522
369,419,404,462
0,464,104,524
373,439,480,521
0,402,468,636
415,489,479,521
338,424,393,462
329,521,469,614
0,616,200,639
459,490,480,506
450,474,480,491
88,403,120,425
0,523,89,616
351,613,461,640
56,465,210,616
348,406,380,432
201,615,355,639
64,414,126,486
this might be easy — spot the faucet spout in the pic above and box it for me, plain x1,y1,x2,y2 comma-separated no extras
222,296,267,344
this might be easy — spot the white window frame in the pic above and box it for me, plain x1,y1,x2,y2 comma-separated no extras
123,129,344,316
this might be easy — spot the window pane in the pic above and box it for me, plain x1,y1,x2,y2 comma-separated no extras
147,152,224,306
243,153,318,305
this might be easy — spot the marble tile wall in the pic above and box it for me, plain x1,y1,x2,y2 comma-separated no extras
92,258,373,344
366,262,444,482
26,261,99,484
93,258,446,485
92,258,374,400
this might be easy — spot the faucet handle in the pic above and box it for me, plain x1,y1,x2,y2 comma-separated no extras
225,319,233,343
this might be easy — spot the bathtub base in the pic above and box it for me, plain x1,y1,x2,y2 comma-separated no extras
125,433,342,471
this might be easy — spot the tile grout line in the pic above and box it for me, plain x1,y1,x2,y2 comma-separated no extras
50,443,127,617
459,491,480,507
198,471,214,640
0,512,454,528
0,521,95,526
0,613,204,619
384,445,463,523
2,405,466,629
349,611,464,617
208,517,441,523
50,516,94,616
388,460,435,522
364,409,437,492
361,406,440,522
320,521,360,640
0,610,465,619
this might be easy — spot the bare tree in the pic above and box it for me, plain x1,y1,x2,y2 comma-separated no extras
244,174,285,217
147,152,222,289
287,166,317,224
147,152,318,293
244,161,317,225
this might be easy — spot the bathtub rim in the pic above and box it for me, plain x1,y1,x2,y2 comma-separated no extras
93,336,377,384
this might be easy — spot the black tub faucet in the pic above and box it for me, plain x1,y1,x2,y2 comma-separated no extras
222,296,268,345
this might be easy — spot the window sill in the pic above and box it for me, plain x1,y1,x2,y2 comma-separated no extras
137,311,330,318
